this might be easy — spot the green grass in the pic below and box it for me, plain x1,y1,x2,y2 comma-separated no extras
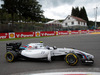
0,36,55,41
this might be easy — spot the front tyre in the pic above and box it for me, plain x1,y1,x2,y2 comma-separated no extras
65,53,78,66
5,51,17,62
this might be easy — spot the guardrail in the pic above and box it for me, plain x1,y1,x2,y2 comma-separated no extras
0,29,100,39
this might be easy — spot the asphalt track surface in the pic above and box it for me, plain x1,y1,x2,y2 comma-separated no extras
0,34,100,75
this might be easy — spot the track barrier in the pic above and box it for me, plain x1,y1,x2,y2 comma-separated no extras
0,29,100,39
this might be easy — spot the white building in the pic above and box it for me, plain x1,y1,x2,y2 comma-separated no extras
45,20,62,31
62,15,87,30
45,20,61,25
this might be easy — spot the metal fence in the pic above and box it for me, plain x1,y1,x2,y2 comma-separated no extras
0,23,88,33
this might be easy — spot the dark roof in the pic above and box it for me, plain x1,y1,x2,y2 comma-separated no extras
71,16,86,22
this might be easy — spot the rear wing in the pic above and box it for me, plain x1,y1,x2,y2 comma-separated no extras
6,42,21,52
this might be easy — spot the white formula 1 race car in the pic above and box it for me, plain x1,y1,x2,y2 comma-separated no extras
5,41,94,66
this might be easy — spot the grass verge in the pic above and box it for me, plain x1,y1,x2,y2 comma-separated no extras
0,36,55,41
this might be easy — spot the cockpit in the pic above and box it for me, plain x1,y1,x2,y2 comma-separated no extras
20,42,57,50
20,43,45,50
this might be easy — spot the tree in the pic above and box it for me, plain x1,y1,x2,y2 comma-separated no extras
78,7,83,19
28,0,44,22
0,9,3,23
2,0,44,23
78,7,89,25
71,6,89,23
0,9,12,23
82,7,88,22
71,7,75,16
71,7,79,17
16,0,43,22
76,7,80,17
2,0,18,26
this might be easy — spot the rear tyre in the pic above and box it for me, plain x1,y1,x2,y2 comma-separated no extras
5,51,17,62
65,53,78,66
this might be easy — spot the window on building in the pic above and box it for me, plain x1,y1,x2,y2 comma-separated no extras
72,21,74,25
65,23,67,26
68,17,70,20
84,22,85,25
78,21,80,25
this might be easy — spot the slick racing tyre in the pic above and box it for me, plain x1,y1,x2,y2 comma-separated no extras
5,51,17,62
65,53,78,66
